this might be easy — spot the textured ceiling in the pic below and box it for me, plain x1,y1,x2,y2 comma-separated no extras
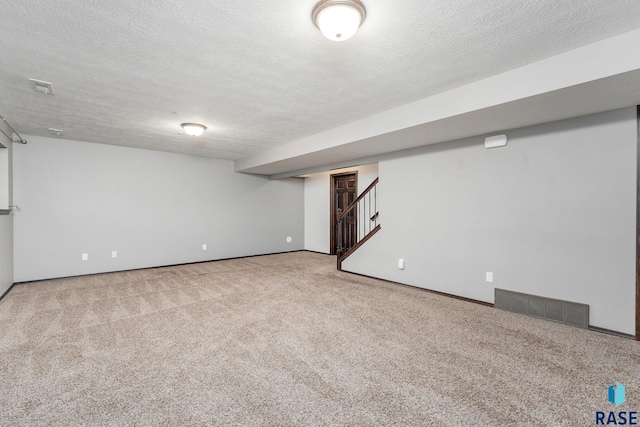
1,0,640,161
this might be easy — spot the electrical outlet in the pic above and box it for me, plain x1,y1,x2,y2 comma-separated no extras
112,251,118,258
202,244,207,251
398,259,405,270
82,253,88,261
486,272,493,283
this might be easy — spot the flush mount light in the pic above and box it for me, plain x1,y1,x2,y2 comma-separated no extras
181,123,207,136
312,0,366,42
484,134,508,149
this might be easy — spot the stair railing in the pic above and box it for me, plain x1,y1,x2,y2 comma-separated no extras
336,177,381,269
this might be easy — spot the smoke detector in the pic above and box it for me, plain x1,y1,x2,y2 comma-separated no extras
29,78,54,96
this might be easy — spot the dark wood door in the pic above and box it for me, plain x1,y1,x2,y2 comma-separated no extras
330,173,357,255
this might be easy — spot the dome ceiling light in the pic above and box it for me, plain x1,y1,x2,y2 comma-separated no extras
181,123,207,137
312,0,366,42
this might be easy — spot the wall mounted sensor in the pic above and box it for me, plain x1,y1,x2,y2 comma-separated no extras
484,134,508,149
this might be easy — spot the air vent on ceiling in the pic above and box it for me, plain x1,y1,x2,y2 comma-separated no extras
29,78,54,96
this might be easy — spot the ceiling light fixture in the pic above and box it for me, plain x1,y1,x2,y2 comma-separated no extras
312,0,366,42
484,134,508,149
181,123,207,136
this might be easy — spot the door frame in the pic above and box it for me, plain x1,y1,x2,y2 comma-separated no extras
636,105,639,341
329,171,358,256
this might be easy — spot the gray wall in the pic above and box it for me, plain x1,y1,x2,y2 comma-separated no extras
343,108,637,335
304,164,378,253
0,119,13,295
13,136,304,282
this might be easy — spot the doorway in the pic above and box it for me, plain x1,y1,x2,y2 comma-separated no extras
330,172,358,256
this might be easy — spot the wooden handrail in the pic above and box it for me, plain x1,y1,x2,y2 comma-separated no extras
338,177,378,221
337,225,381,269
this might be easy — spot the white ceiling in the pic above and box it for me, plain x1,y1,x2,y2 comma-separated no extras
1,0,640,174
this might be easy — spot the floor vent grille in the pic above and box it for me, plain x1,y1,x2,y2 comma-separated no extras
494,288,589,329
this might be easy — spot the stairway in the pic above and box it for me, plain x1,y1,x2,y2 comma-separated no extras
336,177,380,270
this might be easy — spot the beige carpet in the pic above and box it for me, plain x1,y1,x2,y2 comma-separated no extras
0,251,638,426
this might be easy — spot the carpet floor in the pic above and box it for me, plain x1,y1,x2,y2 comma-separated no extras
0,251,638,426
